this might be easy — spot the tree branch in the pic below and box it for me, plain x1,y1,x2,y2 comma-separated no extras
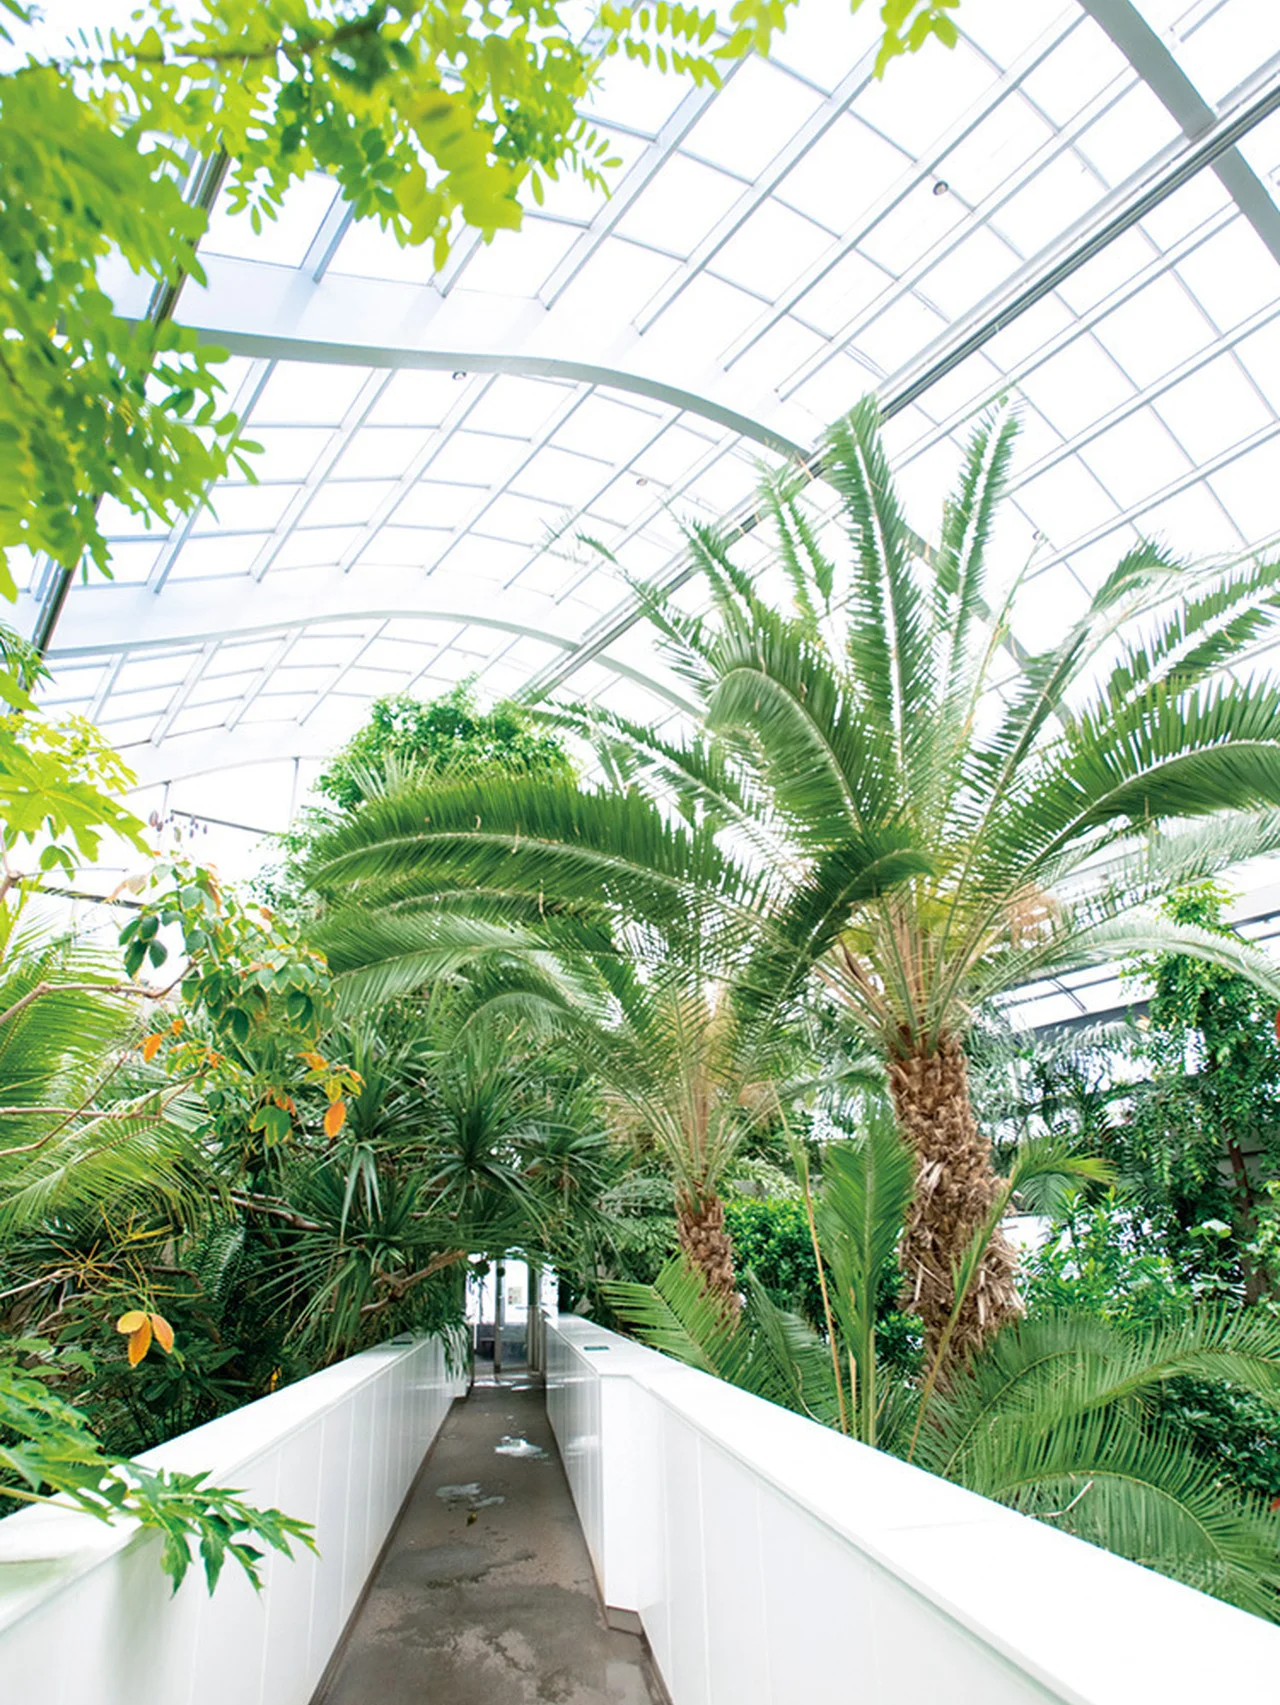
0,972,186,1032
227,1192,326,1232
359,1248,468,1314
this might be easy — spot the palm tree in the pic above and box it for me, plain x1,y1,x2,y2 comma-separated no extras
316,880,810,1303
308,399,1280,1357
584,958,805,1304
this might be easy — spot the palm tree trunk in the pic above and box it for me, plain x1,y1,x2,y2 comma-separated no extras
676,1187,739,1309
889,1035,1019,1364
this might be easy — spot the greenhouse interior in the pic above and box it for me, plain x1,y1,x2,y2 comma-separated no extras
5,0,1280,1698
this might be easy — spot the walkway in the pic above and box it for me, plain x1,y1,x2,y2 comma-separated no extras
313,1375,664,1705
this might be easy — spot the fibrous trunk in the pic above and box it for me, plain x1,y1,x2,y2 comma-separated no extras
889,1035,1019,1364
676,1188,738,1310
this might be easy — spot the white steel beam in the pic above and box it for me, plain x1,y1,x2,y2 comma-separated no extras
1021,414,1280,580
721,5,1086,371
248,370,392,582
538,72,739,310
164,321,808,460
521,55,1280,700
1078,0,1280,269
633,55,881,337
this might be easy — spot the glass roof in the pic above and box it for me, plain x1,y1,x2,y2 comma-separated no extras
16,0,1280,889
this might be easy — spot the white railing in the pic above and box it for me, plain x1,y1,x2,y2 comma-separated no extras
545,1314,1279,1705
0,1332,468,1705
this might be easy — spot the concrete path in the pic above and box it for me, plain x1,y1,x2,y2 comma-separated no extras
313,1377,664,1705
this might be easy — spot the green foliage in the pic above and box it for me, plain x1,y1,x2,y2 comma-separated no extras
609,1231,1280,1619
317,685,574,812
311,396,1280,1342
723,1195,822,1321
1,0,959,670
1022,1193,1280,1511
0,904,206,1239
260,686,574,917
817,1113,915,1443
910,1307,1280,1621
602,1256,844,1426
0,63,245,594
1022,1194,1186,1326
0,1341,314,1593
0,631,149,887
1122,883,1280,1295
581,1173,679,1297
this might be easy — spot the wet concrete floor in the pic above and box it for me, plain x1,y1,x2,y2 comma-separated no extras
313,1376,664,1705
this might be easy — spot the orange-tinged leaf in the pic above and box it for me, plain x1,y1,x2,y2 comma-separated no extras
116,1310,148,1333
300,1051,328,1072
149,1313,175,1354
324,1100,347,1138
127,1319,152,1366
141,1033,164,1062
169,1017,184,1035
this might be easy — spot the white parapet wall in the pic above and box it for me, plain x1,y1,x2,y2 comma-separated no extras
545,1314,1279,1705
0,1332,468,1705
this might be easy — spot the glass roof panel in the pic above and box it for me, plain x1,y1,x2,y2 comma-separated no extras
16,0,1280,933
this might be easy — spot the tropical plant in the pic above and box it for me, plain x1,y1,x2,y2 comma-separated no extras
0,1339,314,1593
0,903,206,1242
319,686,576,812
0,629,149,893
259,686,575,916
607,1123,1280,1622
585,957,814,1303
303,399,1280,1364
1124,883,1280,1300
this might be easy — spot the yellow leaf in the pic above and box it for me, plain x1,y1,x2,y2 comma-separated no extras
127,1319,152,1366
300,1051,328,1072
116,1310,147,1333
324,1100,347,1139
169,1017,184,1036
149,1313,175,1354
141,1033,164,1062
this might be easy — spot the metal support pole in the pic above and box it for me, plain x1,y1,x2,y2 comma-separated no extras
493,1257,504,1377
528,1260,541,1372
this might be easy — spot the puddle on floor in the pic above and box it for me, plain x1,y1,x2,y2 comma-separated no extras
435,1482,505,1509
494,1435,548,1459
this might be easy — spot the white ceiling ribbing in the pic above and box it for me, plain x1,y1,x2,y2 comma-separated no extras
16,0,1280,854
